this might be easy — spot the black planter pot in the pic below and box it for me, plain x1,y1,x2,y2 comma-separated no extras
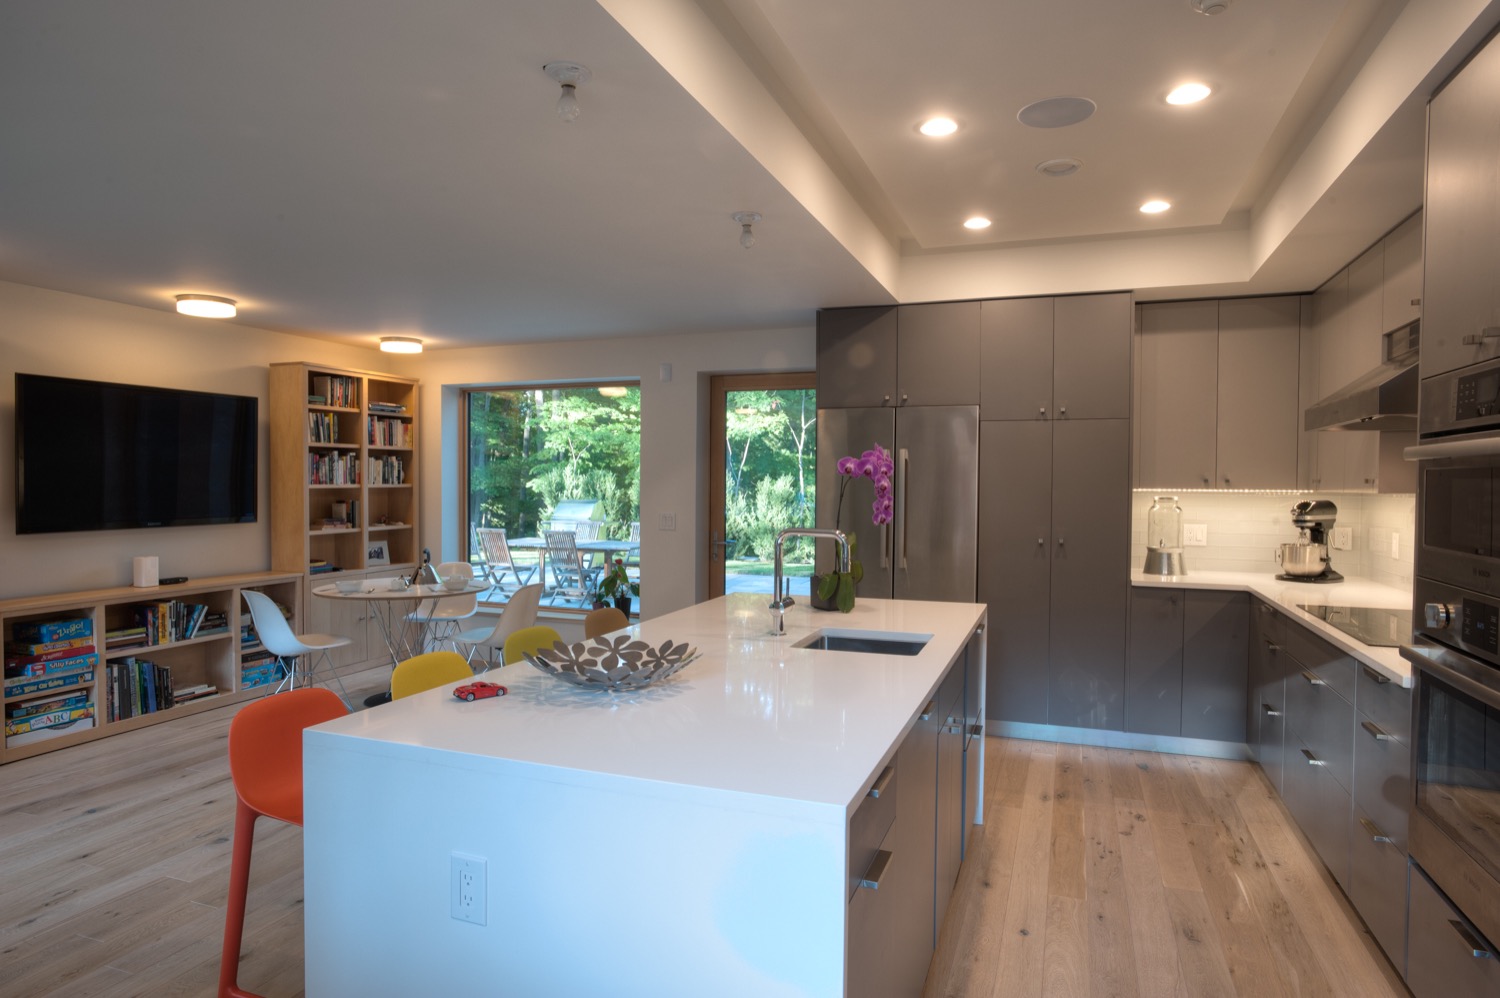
809,574,840,612
612,596,633,616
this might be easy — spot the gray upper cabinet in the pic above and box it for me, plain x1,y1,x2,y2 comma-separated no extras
1382,212,1422,330
1216,297,1301,490
1135,297,1301,490
897,301,981,406
979,292,1130,421
1422,28,1500,379
817,302,981,408
1135,300,1218,488
979,297,1053,420
1054,293,1132,420
816,306,898,408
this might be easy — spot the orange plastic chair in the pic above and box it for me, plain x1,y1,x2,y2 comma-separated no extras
219,687,348,998
583,606,628,639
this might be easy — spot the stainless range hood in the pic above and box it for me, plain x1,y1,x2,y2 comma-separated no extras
1304,320,1419,431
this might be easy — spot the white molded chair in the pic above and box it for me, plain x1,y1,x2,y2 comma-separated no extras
242,589,353,706
451,583,543,668
405,561,479,650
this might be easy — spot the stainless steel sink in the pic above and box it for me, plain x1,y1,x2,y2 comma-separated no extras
792,629,931,656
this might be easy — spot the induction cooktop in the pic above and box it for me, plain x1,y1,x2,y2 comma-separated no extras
1295,604,1412,648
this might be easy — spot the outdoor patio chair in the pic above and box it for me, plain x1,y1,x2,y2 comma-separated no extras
544,530,598,604
475,526,538,591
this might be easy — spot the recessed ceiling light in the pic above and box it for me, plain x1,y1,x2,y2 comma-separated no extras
175,294,236,318
1017,97,1096,129
1036,158,1082,177
919,117,958,137
1166,83,1212,105
380,336,424,354
963,216,992,230
1191,0,1232,14
1140,200,1172,214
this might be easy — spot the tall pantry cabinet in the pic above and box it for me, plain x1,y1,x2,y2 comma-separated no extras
976,294,1133,729
269,363,420,667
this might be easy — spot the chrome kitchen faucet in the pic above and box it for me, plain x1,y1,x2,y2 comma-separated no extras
770,527,849,635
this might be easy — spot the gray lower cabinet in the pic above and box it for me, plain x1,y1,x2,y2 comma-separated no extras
979,419,1130,728
1348,664,1412,975
1125,588,1247,740
935,662,965,924
1248,600,1287,794
1407,863,1500,998
961,627,984,859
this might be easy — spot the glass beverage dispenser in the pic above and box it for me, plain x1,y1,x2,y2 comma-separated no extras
1144,495,1186,575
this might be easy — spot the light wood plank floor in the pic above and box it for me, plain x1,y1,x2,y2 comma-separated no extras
3,683,1409,997
924,738,1410,998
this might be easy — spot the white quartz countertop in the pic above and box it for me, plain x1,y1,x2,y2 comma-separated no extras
308,593,986,814
1131,570,1413,686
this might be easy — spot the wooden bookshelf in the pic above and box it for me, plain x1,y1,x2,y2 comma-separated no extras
270,362,419,657
0,572,302,764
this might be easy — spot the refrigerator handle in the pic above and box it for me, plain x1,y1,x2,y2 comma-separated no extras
881,520,891,568
895,448,910,570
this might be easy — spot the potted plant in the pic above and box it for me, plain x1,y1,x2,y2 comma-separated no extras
596,558,638,615
812,445,894,612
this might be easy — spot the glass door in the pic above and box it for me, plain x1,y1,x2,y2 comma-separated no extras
706,374,817,599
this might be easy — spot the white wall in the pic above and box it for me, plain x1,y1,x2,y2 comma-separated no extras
415,328,816,619
0,281,410,600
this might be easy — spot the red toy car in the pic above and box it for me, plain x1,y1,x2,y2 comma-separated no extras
453,681,508,702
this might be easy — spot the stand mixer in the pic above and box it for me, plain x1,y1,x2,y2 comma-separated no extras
1275,499,1344,583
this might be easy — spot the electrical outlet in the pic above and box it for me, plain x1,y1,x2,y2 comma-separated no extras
1183,523,1208,547
451,853,486,925
659,512,676,531
1390,531,1401,558
1332,526,1352,550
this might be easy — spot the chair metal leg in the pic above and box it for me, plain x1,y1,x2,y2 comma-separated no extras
218,800,267,998
303,650,352,708
271,655,296,695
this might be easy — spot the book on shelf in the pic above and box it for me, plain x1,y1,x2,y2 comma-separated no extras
309,562,340,574
11,616,93,644
5,715,94,747
7,635,93,658
367,400,406,414
105,626,148,650
195,611,229,637
307,394,326,405
172,683,219,703
5,651,100,679
5,703,94,736
311,374,358,408
4,669,93,699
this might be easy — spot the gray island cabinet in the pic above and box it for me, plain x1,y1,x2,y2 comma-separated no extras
302,594,985,997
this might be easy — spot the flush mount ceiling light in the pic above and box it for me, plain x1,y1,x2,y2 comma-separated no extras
543,61,591,122
732,211,762,249
1017,96,1096,129
380,336,424,354
597,385,628,398
1191,0,1232,13
918,116,958,137
1036,157,1082,177
1140,199,1172,214
963,216,992,230
1166,82,1213,105
175,294,237,318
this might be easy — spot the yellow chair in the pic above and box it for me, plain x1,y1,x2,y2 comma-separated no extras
391,651,473,700
583,606,628,639
503,625,563,665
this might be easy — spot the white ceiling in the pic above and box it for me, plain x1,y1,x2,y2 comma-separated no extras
0,0,1492,349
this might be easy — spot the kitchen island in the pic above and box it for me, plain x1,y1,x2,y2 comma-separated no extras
302,594,986,997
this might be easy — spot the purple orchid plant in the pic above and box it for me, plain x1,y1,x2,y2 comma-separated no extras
818,444,894,612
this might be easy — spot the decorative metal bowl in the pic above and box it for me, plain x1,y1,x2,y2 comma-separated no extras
522,636,701,691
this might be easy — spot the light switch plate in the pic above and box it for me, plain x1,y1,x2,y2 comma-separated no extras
659,512,676,531
1390,531,1401,558
1183,523,1208,547
1332,527,1352,550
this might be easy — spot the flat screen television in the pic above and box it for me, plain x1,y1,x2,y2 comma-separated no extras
15,373,258,534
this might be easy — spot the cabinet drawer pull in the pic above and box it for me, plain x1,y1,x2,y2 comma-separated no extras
1448,918,1496,960
1361,664,1391,685
858,849,893,891
1301,749,1325,766
867,764,894,799
1266,643,1281,653
919,699,937,721
1262,703,1281,717
1461,326,1500,346
1358,816,1393,845
1301,670,1326,687
1361,720,1395,742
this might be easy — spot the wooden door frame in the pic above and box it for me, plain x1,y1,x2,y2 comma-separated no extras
705,372,817,598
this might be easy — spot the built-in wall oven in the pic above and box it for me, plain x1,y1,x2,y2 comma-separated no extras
1405,358,1500,957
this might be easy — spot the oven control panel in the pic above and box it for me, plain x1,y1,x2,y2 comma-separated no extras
1420,354,1500,436
1416,578,1500,667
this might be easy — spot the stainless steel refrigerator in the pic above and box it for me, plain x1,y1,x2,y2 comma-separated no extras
816,406,978,602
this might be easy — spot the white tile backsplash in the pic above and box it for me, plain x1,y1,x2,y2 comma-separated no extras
1130,491,1413,589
